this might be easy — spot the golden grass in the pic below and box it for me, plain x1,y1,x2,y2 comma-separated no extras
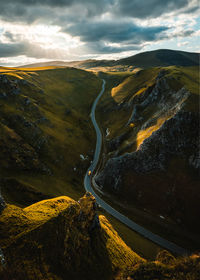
136,117,168,149
100,215,144,269
0,195,144,280
110,67,160,104
0,196,78,247
24,196,77,222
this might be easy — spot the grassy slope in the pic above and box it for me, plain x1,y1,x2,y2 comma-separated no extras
98,66,199,153
0,195,199,280
0,195,143,280
118,49,199,68
0,66,102,205
96,66,200,249
0,67,166,260
19,49,199,72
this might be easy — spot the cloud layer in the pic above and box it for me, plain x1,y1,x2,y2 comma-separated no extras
0,0,199,63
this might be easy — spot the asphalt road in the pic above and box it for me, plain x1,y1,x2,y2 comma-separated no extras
84,79,189,256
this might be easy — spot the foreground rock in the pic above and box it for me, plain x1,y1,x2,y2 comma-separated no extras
0,193,142,280
0,193,199,280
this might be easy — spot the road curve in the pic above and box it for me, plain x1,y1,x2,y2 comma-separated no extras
84,79,189,256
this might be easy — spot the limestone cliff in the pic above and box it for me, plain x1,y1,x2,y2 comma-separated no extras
96,66,200,235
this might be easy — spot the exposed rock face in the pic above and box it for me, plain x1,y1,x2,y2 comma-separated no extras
0,75,52,177
78,192,100,231
0,75,21,96
97,110,199,188
96,72,200,232
128,77,190,125
0,191,6,274
0,193,5,214
0,194,142,280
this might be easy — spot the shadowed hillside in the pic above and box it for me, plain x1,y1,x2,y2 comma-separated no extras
118,49,199,68
0,67,102,205
96,65,200,250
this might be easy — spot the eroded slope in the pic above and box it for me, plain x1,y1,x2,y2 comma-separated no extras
96,66,200,242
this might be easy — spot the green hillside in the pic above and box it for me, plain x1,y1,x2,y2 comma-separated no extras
0,66,102,205
118,49,199,68
20,49,199,72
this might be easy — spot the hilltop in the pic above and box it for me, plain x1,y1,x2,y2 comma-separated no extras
117,49,199,68
0,193,143,280
20,49,199,71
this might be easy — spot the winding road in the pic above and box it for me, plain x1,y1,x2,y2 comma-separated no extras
84,79,189,256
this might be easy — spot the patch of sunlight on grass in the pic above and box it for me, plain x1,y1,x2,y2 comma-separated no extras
99,215,144,269
24,196,77,223
135,87,146,96
129,122,135,128
4,72,24,79
137,117,168,149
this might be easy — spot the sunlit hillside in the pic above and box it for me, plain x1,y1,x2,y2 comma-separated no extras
0,193,144,280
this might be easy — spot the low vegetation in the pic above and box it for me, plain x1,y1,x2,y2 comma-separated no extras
0,67,102,205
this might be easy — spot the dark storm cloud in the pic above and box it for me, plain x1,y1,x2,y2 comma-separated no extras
3,0,107,7
0,0,112,22
0,40,62,58
0,42,26,57
114,0,197,18
0,0,198,58
63,20,168,49
85,41,142,54
0,0,197,23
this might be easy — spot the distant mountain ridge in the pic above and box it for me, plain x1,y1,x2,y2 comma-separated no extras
117,49,199,68
20,49,199,70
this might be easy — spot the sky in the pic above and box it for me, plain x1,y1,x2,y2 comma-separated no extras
0,0,199,66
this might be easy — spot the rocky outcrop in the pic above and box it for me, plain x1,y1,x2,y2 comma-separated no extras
0,75,21,96
0,193,5,214
97,110,199,189
128,75,190,125
0,191,6,274
78,192,100,231
0,194,142,280
120,252,200,280
96,71,200,232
